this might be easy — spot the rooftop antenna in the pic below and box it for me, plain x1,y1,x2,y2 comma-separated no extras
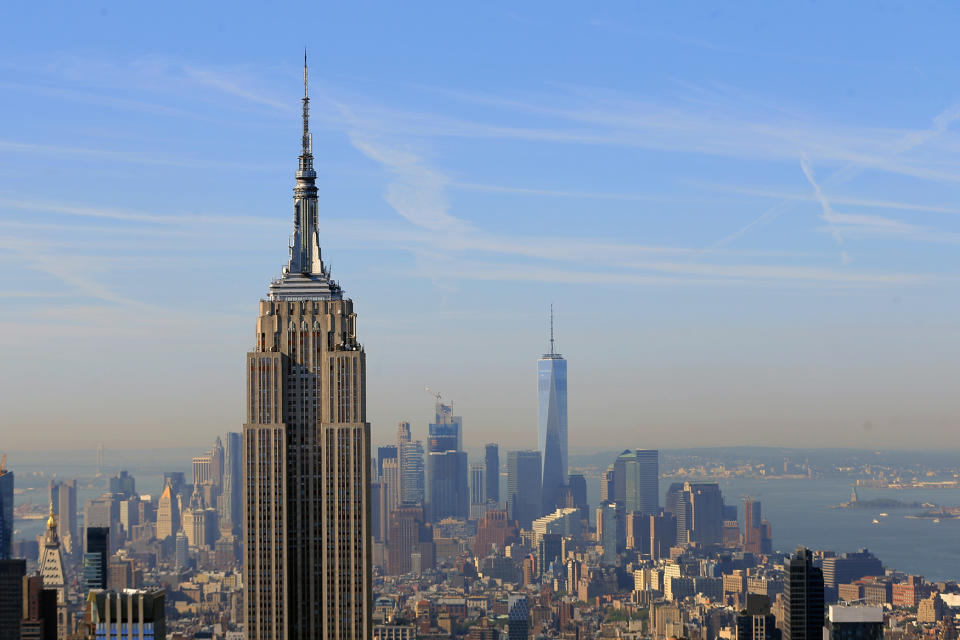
301,48,312,156
549,304,555,355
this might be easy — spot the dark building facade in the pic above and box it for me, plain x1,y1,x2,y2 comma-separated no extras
484,444,499,506
0,559,25,640
821,550,883,590
784,547,825,640
83,526,109,591
506,450,542,530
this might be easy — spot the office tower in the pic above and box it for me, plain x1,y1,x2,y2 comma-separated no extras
664,482,685,516
469,463,486,504
0,558,25,640
109,470,136,499
161,472,185,498
118,497,139,539
484,444,499,506
507,595,530,640
0,465,11,560
377,446,398,480
220,432,242,536
744,499,773,555
192,454,212,487
428,401,462,453
506,450,542,530
735,594,778,640
784,547,825,640
426,450,468,521
156,482,179,541
210,436,225,489
37,507,68,639
243,60,371,640
565,473,589,519
474,509,520,557
626,512,649,553
399,440,425,505
21,572,57,640
49,480,77,555
597,503,618,564
83,527,109,591
600,466,615,503
675,482,724,546
397,421,411,445
612,449,659,515
469,463,487,520
379,458,400,541
88,590,165,640
183,487,218,549
824,605,882,640
650,511,677,560
387,505,431,576
175,531,189,571
538,307,567,516
821,549,883,590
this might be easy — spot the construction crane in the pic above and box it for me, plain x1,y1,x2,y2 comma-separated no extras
424,386,442,402
0,453,6,474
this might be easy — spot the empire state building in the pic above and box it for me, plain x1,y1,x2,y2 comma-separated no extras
243,59,371,640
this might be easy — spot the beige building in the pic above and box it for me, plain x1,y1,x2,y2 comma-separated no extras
243,59,371,640
156,483,179,540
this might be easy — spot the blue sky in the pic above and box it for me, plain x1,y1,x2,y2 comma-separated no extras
3,1,960,451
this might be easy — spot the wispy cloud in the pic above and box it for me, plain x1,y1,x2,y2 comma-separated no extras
799,158,851,264
345,133,472,233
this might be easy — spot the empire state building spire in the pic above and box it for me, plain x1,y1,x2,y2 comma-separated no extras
270,52,341,301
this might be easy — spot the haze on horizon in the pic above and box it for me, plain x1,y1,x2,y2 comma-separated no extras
2,2,960,453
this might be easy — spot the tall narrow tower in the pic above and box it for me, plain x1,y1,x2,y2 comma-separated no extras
538,305,567,515
243,56,371,640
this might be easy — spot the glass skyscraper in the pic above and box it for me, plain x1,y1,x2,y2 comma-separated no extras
538,308,567,515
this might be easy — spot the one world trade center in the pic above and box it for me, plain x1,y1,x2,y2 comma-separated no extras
538,306,568,515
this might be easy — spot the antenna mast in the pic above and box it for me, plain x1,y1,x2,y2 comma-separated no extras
549,304,555,355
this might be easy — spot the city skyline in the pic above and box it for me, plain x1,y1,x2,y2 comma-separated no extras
6,4,960,452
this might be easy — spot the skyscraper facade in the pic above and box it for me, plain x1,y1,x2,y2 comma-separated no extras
49,479,77,554
0,559,25,640
676,482,724,546
469,462,486,520
743,499,772,555
220,432,242,536
784,547,825,640
427,451,468,521
506,450,542,530
83,526,109,591
0,467,11,560
38,507,68,638
156,483,179,541
427,401,462,453
613,449,659,516
377,446,398,480
484,443,499,506
243,60,371,640
537,308,567,515
399,440,425,505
